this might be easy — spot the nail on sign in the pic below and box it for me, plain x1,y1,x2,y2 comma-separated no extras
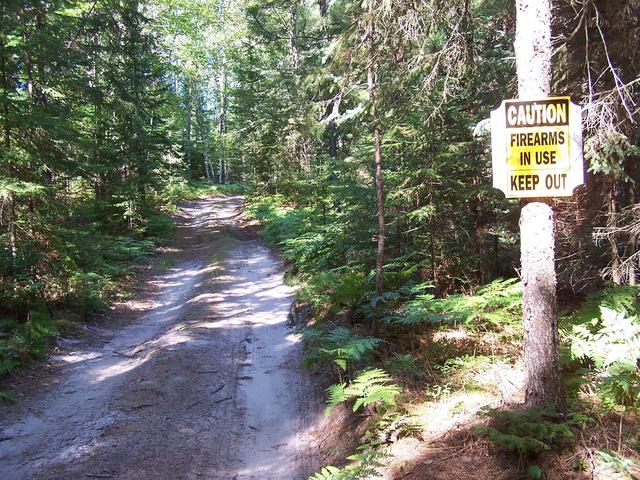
490,97,584,198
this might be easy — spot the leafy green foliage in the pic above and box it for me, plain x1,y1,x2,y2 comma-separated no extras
527,464,543,480
0,310,58,377
0,390,18,404
309,443,387,480
68,272,113,315
159,180,247,211
303,326,380,372
568,285,640,328
246,196,369,290
0,0,228,370
596,449,639,479
142,215,176,239
383,353,424,381
598,372,640,410
568,285,640,409
383,278,521,329
476,407,592,457
326,368,401,415
296,271,367,314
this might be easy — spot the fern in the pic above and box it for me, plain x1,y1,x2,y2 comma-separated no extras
326,368,401,415
569,287,640,408
309,443,387,480
303,326,380,371
326,382,347,412
383,353,423,380
597,449,639,479
476,406,591,457
0,310,58,378
0,391,17,403
0,358,20,376
310,466,346,480
383,278,521,328
571,306,640,372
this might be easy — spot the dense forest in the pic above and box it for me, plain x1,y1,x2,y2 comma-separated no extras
1,0,640,478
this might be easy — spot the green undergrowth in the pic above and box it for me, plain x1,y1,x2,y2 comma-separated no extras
470,284,640,478
247,194,640,480
564,285,640,411
0,180,242,383
158,178,247,211
0,308,58,376
476,406,593,465
309,442,388,480
247,195,528,477
245,194,363,277
0,220,163,382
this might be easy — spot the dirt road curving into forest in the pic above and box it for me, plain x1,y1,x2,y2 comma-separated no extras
0,196,329,480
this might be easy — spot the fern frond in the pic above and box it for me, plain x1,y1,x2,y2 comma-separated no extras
325,383,347,415
303,326,380,371
309,443,387,480
326,368,401,415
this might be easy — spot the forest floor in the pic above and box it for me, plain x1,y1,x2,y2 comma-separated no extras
0,196,338,480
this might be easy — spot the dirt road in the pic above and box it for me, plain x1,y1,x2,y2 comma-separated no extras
0,196,326,480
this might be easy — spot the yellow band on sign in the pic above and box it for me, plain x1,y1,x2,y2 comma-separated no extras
490,96,584,199
506,125,570,194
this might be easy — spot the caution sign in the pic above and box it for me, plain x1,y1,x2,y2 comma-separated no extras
491,97,584,198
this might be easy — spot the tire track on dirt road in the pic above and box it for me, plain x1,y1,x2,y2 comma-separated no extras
0,196,328,480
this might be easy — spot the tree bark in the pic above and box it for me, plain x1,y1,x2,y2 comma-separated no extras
0,35,10,149
185,80,192,168
204,151,212,181
318,0,329,40
367,0,385,329
515,0,564,409
607,178,622,284
218,55,226,183
520,202,563,408
289,3,300,73
216,0,227,183
627,178,637,285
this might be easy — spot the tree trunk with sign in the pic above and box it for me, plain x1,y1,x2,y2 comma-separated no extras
515,0,564,409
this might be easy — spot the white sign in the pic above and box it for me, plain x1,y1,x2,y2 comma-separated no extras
491,97,584,198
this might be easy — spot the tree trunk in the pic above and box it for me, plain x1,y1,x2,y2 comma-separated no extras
8,193,16,272
520,202,563,408
218,56,226,184
318,0,329,40
318,0,328,19
204,151,212,181
19,7,34,98
91,31,105,200
289,3,300,73
367,0,385,329
627,179,637,285
185,80,192,168
515,0,564,409
0,36,10,149
0,30,15,297
607,178,622,284
373,125,384,297
427,141,438,291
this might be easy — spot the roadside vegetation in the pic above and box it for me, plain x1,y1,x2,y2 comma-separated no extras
248,196,640,479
